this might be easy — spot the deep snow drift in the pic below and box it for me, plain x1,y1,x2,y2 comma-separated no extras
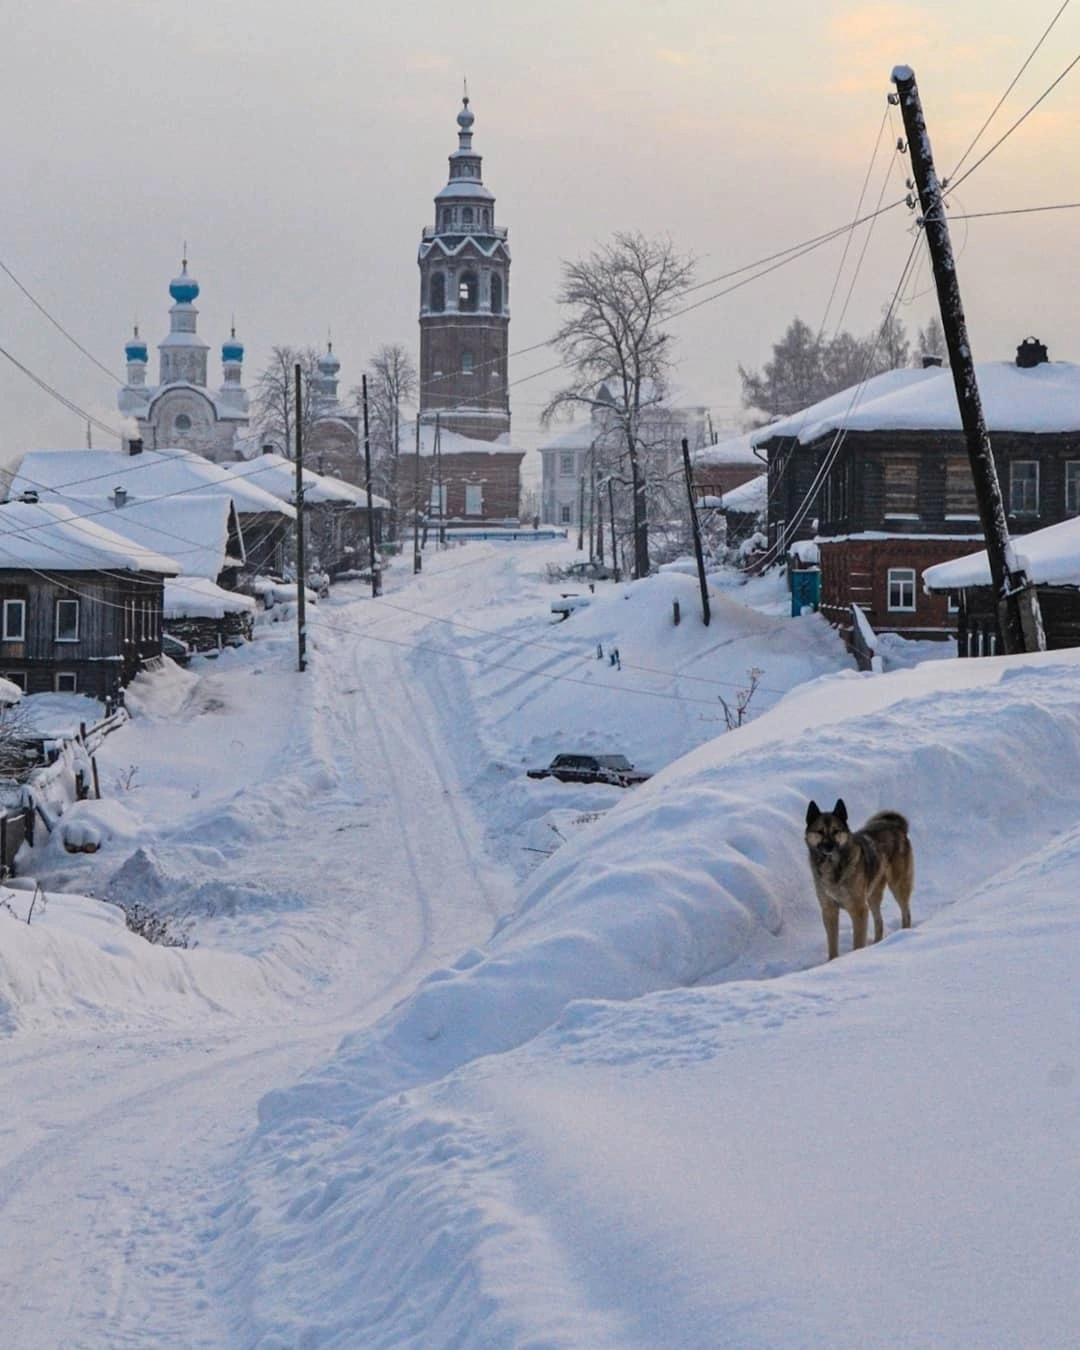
3,539,1076,1348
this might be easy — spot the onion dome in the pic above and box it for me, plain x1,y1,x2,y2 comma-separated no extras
125,324,148,363
318,342,341,375
222,325,244,363
457,95,474,133
169,258,200,304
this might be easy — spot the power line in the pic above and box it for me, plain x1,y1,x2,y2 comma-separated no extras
948,0,1073,182
0,256,122,385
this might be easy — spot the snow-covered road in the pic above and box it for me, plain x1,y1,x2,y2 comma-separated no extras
1,548,527,1346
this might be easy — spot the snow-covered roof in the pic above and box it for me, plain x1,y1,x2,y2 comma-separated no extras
539,421,596,453
67,495,240,580
9,446,295,520
753,360,1080,448
720,473,768,512
0,500,179,574
164,575,257,619
924,515,1080,591
750,368,935,447
228,454,389,510
694,430,762,467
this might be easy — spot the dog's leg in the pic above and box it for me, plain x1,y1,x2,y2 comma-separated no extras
850,902,869,952
821,901,840,961
868,879,887,944
890,855,914,929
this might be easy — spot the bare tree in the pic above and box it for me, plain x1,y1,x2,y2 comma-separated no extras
251,345,321,459
355,344,416,540
544,232,696,579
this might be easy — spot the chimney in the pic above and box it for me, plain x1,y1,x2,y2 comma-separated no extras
127,437,144,456
262,443,275,456
1016,337,1049,369
113,486,128,508
921,354,944,368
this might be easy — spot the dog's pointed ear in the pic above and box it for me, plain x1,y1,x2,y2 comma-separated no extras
806,800,819,824
833,798,848,822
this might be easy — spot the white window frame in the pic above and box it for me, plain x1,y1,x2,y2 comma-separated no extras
1010,460,1039,515
559,503,572,524
55,598,80,643
428,484,447,515
464,484,483,517
1067,461,1080,516
54,671,78,693
887,568,917,613
559,452,575,477
2,599,25,642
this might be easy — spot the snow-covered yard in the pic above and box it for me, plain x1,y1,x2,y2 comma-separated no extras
2,537,1077,1347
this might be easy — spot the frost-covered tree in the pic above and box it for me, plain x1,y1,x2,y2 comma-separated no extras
356,344,416,540
251,346,321,459
544,232,696,579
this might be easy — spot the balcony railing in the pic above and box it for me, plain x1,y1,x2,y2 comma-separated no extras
421,225,508,241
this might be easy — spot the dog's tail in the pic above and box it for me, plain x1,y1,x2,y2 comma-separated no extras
863,810,909,836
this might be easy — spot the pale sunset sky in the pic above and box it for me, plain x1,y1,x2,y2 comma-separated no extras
1,1,1077,465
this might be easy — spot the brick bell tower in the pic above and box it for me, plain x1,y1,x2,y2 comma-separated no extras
418,92,511,441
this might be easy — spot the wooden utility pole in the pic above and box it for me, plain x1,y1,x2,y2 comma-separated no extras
361,374,380,597
892,65,1044,655
607,477,618,581
434,413,445,546
576,473,585,551
294,363,307,672
681,438,711,626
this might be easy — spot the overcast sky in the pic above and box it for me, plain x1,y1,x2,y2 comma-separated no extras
1,1,1078,472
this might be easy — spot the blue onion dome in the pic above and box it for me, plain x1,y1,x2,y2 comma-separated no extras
222,325,244,363
125,324,148,363
169,259,200,304
457,95,474,131
318,342,340,374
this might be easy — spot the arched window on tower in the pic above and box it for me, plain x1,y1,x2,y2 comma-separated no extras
458,271,478,312
482,209,490,228
461,349,475,374
440,209,451,231
490,274,503,314
430,272,446,312
462,207,474,229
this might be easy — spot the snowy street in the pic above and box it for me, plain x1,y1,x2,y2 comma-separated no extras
3,539,1080,1347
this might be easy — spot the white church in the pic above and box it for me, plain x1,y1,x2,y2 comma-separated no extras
118,258,249,462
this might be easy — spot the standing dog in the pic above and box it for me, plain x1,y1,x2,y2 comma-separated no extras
804,799,914,960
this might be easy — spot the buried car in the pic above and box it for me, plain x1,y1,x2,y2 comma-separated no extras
527,752,651,787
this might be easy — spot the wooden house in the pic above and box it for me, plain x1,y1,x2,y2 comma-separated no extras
9,441,295,584
228,451,388,579
923,514,1080,656
0,499,178,699
756,345,1080,645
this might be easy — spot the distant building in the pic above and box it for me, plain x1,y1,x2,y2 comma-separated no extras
118,258,249,463
412,94,523,522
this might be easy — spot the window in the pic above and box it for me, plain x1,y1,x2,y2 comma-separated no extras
55,598,80,642
2,599,25,642
429,484,447,515
1010,461,1039,515
54,672,77,693
490,274,503,314
559,452,575,477
440,209,450,231
887,568,916,612
2,671,26,691
947,592,961,615
945,457,978,517
458,270,478,311
560,504,572,524
429,272,446,313
883,456,920,518
1067,462,1080,516
482,209,490,227
462,207,474,228
174,413,192,433
461,349,475,374
465,484,483,516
